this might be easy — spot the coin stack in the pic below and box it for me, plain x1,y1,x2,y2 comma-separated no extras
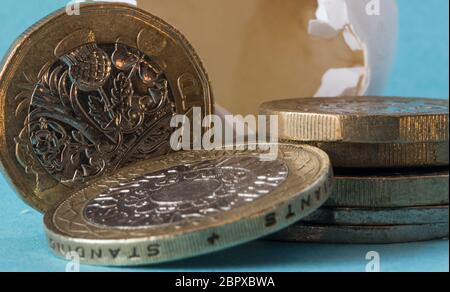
0,3,448,267
261,97,449,244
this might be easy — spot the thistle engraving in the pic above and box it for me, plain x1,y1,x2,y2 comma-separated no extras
83,156,289,228
15,41,176,185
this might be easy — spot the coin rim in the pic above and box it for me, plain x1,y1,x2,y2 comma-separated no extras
293,141,450,168
325,169,449,208
269,223,449,244
44,143,333,266
302,205,450,225
260,97,449,143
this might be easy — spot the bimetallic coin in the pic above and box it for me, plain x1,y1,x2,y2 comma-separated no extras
301,206,449,226
44,144,333,266
269,223,449,244
260,97,449,143
325,169,449,208
0,3,213,212
296,141,449,168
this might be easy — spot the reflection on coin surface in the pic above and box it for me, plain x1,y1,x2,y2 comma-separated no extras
0,3,213,212
84,156,289,228
325,168,449,208
299,99,448,115
301,206,449,226
269,223,449,244
44,144,333,266
260,97,449,143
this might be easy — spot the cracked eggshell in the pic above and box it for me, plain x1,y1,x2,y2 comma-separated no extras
138,0,398,115
345,0,398,96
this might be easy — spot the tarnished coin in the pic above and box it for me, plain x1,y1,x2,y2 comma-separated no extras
44,144,333,266
260,97,449,143
297,141,449,168
301,206,449,226
325,168,449,208
269,223,449,244
0,3,213,212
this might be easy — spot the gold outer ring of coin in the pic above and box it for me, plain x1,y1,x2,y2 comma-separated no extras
260,97,449,143
288,141,449,168
0,3,213,212
325,169,449,208
44,144,333,266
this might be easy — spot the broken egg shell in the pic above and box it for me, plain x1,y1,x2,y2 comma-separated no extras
138,0,398,116
345,0,399,96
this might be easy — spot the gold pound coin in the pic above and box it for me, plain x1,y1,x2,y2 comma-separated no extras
0,3,213,212
297,141,449,168
325,168,449,208
269,223,449,244
260,97,449,143
301,205,449,226
44,144,333,266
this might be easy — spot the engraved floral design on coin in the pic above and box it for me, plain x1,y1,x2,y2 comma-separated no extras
0,3,213,212
21,43,174,184
44,144,333,266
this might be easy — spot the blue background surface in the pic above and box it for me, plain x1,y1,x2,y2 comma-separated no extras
0,0,448,272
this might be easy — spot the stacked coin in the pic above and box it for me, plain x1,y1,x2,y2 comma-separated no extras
261,97,449,243
0,2,447,267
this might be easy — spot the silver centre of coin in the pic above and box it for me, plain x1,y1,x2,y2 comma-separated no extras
83,156,289,228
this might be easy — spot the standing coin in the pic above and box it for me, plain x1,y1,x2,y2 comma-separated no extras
260,97,449,143
0,3,213,212
44,144,333,266
325,169,449,208
301,206,449,226
268,223,449,244
296,141,449,168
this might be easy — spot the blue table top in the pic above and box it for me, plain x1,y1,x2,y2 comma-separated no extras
0,0,448,272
